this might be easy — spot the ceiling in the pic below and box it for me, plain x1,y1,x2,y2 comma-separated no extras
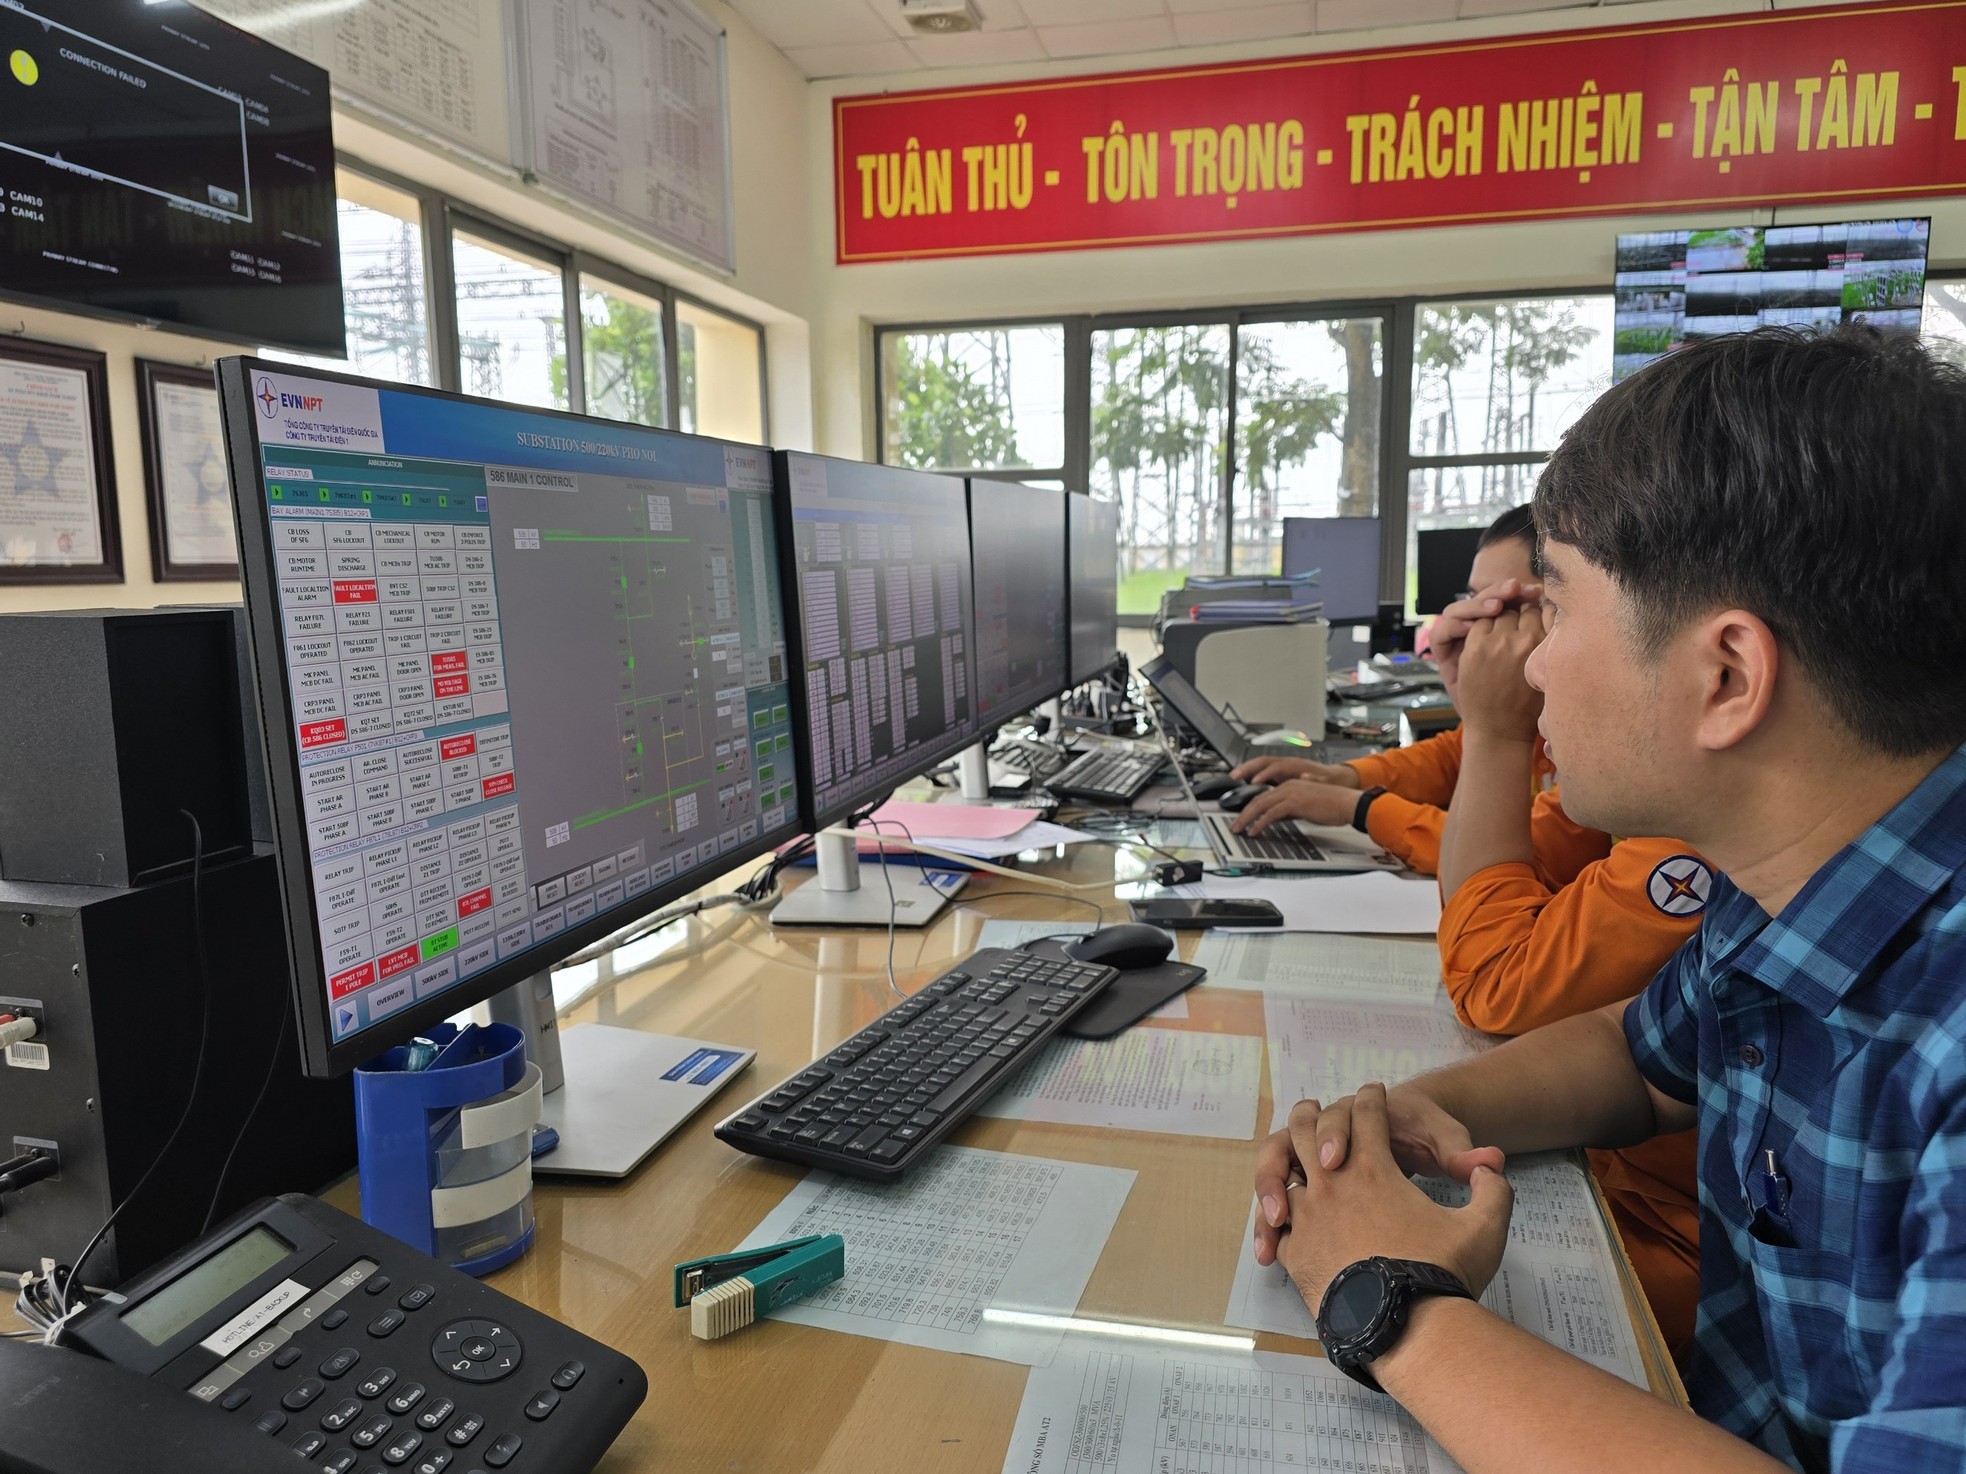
729,0,1661,80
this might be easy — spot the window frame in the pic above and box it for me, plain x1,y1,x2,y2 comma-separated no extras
332,152,767,435
674,289,774,444
876,298,1409,624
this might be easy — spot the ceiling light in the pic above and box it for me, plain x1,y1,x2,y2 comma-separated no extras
900,0,983,35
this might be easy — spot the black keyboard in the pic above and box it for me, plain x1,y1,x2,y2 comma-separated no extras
1044,748,1165,804
714,948,1117,1181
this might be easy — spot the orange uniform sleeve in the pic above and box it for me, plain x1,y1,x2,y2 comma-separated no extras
1362,793,1446,874
1345,726,1463,809
1436,830,1707,1037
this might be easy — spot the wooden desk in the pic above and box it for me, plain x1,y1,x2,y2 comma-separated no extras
327,838,1683,1471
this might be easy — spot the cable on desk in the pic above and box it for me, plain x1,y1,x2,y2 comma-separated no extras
53,812,218,1330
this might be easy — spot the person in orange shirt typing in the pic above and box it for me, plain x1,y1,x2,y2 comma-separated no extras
1225,506,1552,873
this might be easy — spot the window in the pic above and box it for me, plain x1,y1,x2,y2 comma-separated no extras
452,228,568,411
880,324,1065,473
270,169,431,384
1091,323,1230,615
1405,295,1613,613
677,298,765,443
580,275,668,428
1233,317,1382,574
1922,279,1966,366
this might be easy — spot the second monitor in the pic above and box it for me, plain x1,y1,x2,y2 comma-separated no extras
969,479,1069,724
771,451,978,926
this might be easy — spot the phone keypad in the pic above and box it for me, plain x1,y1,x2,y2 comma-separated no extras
196,1256,564,1470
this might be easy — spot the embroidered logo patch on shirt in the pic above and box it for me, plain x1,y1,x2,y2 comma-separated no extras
1647,855,1714,916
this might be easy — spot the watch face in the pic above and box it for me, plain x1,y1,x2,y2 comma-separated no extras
1324,1266,1386,1339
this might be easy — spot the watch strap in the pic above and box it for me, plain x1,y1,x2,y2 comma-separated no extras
1351,786,1389,834
1318,1257,1474,1394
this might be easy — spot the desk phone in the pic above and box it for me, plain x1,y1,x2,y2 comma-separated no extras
65,1194,645,1474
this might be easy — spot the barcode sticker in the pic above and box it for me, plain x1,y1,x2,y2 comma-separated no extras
6,1042,49,1070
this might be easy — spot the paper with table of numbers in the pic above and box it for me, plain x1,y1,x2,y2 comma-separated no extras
975,1029,1262,1140
1264,995,1495,1132
735,1146,1134,1365
1001,1339,1460,1473
1221,1153,1650,1388
1192,931,1446,1005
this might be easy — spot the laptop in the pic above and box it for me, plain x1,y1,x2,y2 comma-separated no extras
1142,654,1403,875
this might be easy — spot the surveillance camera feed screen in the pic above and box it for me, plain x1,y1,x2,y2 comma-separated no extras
0,1,343,353
1613,217,1928,381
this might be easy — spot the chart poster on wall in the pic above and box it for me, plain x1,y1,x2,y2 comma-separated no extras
193,0,514,165
835,1,1966,262
0,340,120,585
137,360,238,582
519,0,734,271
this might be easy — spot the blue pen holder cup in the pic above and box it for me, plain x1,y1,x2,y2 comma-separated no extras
352,1022,541,1276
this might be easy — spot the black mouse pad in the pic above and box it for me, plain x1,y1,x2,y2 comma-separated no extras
1020,939,1209,1040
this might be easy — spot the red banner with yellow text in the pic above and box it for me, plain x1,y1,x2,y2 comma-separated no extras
834,2,1966,262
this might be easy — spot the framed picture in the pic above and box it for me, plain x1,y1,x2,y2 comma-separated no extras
0,337,121,584
136,359,237,582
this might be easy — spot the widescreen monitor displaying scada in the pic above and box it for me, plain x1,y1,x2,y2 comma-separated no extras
219,361,802,1076
969,480,1069,724
775,451,978,830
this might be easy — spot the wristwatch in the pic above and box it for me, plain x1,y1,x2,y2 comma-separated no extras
1315,1256,1475,1392
1351,786,1389,834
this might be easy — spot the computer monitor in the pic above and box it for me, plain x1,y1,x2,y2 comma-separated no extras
768,452,978,926
218,360,803,1088
1280,517,1380,622
1414,526,1485,616
969,480,1069,724
1067,494,1120,684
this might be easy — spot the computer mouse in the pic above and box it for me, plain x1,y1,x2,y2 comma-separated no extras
1216,783,1270,813
1250,729,1315,749
1190,773,1238,801
1064,922,1176,972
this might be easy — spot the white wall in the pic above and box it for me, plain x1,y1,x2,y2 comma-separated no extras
805,0,1966,461
0,0,811,614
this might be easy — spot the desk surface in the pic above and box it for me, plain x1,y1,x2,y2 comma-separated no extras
325,833,1682,1472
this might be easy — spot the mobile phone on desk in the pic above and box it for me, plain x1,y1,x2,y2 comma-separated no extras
1129,897,1284,929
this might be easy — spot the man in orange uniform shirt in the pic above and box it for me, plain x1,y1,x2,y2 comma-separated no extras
1226,506,1553,873
1229,507,1704,1354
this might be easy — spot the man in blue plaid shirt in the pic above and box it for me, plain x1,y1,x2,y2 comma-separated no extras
1251,325,1966,1472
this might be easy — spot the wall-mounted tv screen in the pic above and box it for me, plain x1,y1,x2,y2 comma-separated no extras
0,0,343,355
1613,217,1928,381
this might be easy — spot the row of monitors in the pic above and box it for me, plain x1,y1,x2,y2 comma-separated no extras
217,360,1119,1076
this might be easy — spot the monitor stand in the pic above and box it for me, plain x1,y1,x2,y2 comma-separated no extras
768,827,965,928
959,742,991,801
488,971,737,1179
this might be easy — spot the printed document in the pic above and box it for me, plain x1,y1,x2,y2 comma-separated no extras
737,1146,1134,1365
1002,1338,1459,1474
1265,995,1495,1131
1192,931,1444,1004
1222,1153,1650,1388
1179,872,1442,933
976,1030,1262,1140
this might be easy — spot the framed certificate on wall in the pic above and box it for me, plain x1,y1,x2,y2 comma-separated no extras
137,359,238,582
0,337,121,584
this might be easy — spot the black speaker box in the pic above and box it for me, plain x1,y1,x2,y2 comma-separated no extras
0,609,254,886
0,854,355,1284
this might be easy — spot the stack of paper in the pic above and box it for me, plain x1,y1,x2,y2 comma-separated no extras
857,800,1097,860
